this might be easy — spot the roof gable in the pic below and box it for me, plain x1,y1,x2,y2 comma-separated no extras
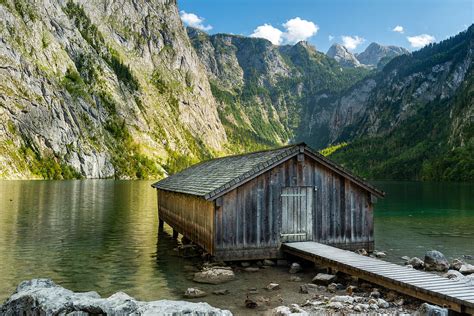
152,143,384,200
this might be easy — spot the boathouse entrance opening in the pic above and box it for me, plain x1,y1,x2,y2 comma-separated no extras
280,186,314,242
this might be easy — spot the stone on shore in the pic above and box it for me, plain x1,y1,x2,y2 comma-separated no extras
418,303,449,316
244,267,260,272
193,267,235,284
374,251,387,258
451,258,464,271
312,273,336,285
263,259,276,266
299,283,321,294
424,250,449,272
355,249,368,256
444,269,465,280
0,279,232,315
459,263,474,274
407,257,425,269
329,295,354,304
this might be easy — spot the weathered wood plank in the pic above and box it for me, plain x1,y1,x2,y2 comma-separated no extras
283,242,474,314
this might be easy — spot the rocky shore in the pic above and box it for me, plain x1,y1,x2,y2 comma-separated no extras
2,248,473,315
0,279,231,315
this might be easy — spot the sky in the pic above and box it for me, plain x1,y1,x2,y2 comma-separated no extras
178,0,473,53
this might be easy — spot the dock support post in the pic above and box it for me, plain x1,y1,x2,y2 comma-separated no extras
172,229,179,239
158,219,164,232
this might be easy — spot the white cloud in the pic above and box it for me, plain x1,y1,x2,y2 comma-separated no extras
341,35,365,50
328,35,334,41
180,11,212,31
282,17,319,44
393,25,404,33
250,24,283,45
250,17,318,45
407,34,435,48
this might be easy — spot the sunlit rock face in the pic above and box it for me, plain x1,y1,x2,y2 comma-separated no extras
0,0,226,179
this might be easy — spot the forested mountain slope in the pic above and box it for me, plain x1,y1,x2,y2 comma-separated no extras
329,26,473,181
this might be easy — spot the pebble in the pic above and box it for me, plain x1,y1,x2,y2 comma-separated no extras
289,276,302,282
299,283,319,294
184,288,207,298
244,267,260,272
370,289,381,298
377,298,390,308
328,302,344,309
263,259,275,266
374,251,387,258
212,289,229,295
265,283,280,291
330,295,355,304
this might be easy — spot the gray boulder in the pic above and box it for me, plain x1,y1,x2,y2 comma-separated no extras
417,303,448,316
289,262,302,274
0,279,232,315
424,250,450,272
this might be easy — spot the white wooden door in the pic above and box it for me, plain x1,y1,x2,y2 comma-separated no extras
280,187,313,242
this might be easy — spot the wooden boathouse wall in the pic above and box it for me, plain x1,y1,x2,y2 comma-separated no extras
157,190,215,253
213,153,374,260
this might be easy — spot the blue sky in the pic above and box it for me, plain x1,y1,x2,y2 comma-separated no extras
178,0,473,53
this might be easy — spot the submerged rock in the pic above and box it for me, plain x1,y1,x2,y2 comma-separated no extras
193,267,235,284
424,250,449,272
0,279,232,315
184,288,207,298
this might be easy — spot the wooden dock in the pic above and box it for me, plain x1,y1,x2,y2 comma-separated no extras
282,242,474,314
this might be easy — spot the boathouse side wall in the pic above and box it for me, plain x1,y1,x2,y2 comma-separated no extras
214,154,374,260
157,190,215,254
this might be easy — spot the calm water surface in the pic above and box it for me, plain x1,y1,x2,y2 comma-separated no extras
0,180,473,306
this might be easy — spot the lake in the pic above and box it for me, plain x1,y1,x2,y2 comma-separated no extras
0,180,473,307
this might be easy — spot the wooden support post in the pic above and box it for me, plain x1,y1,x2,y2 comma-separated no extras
158,219,164,232
172,229,179,239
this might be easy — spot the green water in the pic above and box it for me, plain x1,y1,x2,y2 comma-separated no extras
0,180,473,305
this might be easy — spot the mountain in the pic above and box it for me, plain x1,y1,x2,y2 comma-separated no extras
0,0,471,182
187,27,371,150
323,26,474,181
326,44,361,68
356,42,409,67
0,0,226,179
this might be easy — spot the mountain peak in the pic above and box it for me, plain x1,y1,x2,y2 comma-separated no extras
326,44,361,68
357,42,409,66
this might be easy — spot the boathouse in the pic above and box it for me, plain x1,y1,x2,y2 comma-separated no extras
152,143,384,261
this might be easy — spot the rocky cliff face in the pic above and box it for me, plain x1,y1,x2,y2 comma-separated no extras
0,0,226,179
326,44,361,68
356,42,409,67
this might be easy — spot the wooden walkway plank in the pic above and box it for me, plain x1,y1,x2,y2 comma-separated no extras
283,241,474,314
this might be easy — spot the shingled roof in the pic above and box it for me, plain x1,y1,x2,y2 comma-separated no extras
152,143,384,200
